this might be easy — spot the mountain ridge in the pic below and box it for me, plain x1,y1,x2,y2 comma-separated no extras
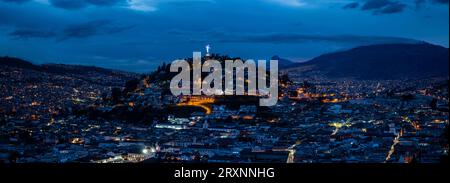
3,42,449,80
0,56,135,76
284,43,449,79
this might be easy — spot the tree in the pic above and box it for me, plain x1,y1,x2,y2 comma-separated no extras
280,73,293,85
401,94,415,102
430,98,438,110
161,62,166,72
302,81,312,88
111,87,122,104
101,92,108,101
123,79,140,94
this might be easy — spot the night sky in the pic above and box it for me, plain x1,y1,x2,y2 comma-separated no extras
0,0,448,73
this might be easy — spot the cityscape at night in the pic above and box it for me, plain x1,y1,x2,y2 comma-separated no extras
0,0,448,168
0,46,448,163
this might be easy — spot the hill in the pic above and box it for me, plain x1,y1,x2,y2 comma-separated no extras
285,43,449,79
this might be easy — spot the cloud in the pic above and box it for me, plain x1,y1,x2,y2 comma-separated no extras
342,2,359,9
358,0,407,14
105,24,136,34
211,33,421,45
1,0,31,3
127,0,157,12
45,0,215,12
5,20,133,40
414,0,426,9
48,0,124,10
49,0,87,9
85,0,123,6
264,0,306,7
62,20,110,38
377,2,406,14
414,0,448,10
9,29,56,39
126,0,215,12
60,20,133,40
161,28,422,45
361,0,392,10
344,0,448,14
432,0,449,4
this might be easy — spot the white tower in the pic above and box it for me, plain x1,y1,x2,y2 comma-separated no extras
205,44,211,57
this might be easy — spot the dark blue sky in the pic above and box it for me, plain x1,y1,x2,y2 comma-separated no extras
0,0,448,73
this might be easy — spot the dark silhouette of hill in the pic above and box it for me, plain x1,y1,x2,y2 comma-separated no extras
0,56,132,76
271,55,295,69
0,56,42,71
286,43,449,79
3,42,449,80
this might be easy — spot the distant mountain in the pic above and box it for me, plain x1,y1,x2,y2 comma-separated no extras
0,56,42,71
271,55,295,69
0,56,133,76
42,64,124,76
0,56,138,86
285,43,449,79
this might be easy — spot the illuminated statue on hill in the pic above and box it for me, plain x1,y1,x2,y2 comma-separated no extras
206,44,211,56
